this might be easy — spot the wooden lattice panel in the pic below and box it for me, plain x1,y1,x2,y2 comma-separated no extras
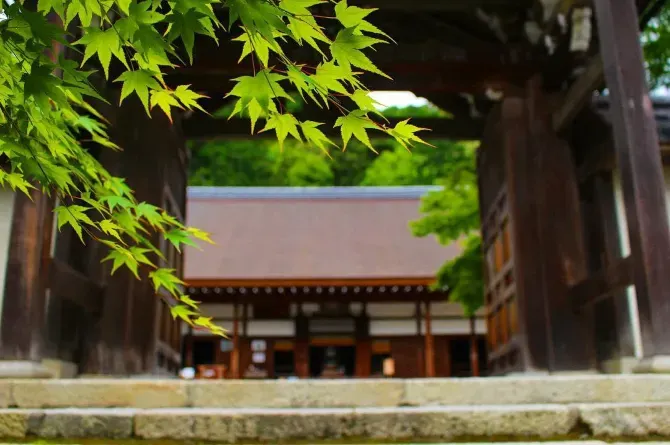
482,188,520,373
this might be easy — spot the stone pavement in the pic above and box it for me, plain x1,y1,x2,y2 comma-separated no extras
0,376,669,442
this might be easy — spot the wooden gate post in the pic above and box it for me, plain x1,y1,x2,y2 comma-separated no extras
594,0,670,370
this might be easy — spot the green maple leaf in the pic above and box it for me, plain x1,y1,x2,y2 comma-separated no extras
150,90,182,122
128,1,164,25
261,113,302,150
286,64,320,105
227,0,289,45
103,246,139,277
330,28,389,78
165,228,198,252
75,28,129,79
300,121,337,155
54,205,94,242
37,0,65,17
100,194,134,211
65,0,93,27
170,304,197,323
173,85,207,113
350,89,382,114
0,171,34,195
233,29,285,68
99,219,123,242
165,8,216,64
334,110,380,151
310,61,362,106
186,227,214,244
279,0,329,55
136,202,165,228
227,70,292,114
115,69,161,114
180,294,200,309
115,0,132,15
386,119,433,150
149,268,185,295
334,0,389,38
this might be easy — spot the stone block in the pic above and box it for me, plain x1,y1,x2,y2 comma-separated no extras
130,404,578,442
578,402,670,437
27,408,133,439
188,380,306,408
11,380,187,408
356,405,578,440
0,409,29,439
403,375,670,406
299,380,405,407
134,409,197,440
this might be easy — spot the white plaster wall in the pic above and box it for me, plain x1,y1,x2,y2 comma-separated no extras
0,189,15,332
367,303,415,318
247,320,295,337
369,319,417,336
420,318,486,335
198,304,234,318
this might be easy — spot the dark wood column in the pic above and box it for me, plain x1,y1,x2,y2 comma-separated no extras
355,303,371,378
230,302,240,378
0,189,53,366
415,301,424,376
502,96,550,372
527,77,593,371
594,0,670,363
469,317,480,377
424,301,435,377
294,305,309,378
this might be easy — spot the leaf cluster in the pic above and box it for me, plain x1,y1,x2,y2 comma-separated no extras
0,0,432,335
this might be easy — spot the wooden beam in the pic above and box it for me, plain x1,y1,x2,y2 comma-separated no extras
552,57,603,133
551,0,666,132
48,259,104,314
594,0,670,358
569,256,633,308
183,116,485,141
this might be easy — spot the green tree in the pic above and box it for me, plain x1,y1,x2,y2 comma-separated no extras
0,0,429,334
643,5,670,89
409,142,484,316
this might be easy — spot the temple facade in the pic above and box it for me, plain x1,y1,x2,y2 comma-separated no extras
182,187,486,379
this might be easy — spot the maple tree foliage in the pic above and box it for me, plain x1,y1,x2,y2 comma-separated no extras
0,0,430,335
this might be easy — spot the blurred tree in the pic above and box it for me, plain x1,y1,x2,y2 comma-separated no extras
643,5,670,89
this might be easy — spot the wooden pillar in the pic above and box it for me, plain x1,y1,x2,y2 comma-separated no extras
527,76,592,371
424,301,435,377
355,302,371,378
415,301,423,376
469,317,480,377
594,0,670,365
502,96,550,372
0,189,53,364
231,302,240,378
294,305,309,378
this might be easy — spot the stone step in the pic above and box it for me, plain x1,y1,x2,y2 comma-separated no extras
3,375,670,409
0,403,669,442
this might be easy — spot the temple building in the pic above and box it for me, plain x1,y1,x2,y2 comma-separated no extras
182,186,487,379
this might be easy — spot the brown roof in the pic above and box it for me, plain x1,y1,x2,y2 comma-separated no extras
184,187,461,283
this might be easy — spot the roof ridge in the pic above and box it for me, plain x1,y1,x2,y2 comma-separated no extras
187,185,444,200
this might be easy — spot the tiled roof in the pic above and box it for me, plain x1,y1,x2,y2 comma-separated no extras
184,186,460,283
